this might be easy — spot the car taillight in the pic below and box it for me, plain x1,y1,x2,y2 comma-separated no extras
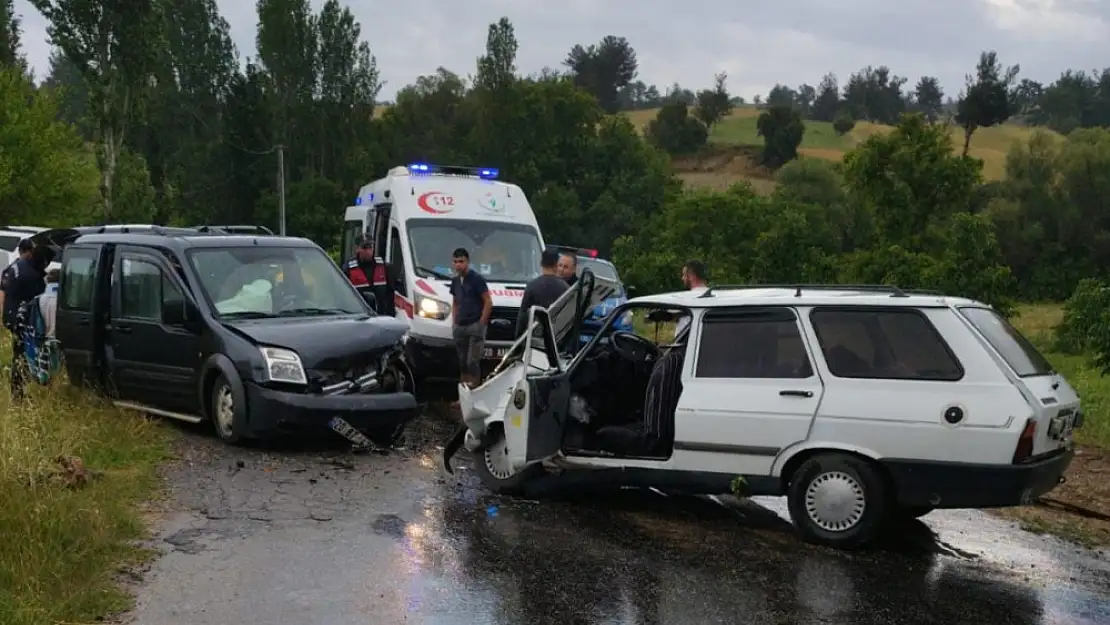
1013,418,1036,464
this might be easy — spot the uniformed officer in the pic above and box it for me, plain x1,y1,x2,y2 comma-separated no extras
343,235,393,315
1,239,46,400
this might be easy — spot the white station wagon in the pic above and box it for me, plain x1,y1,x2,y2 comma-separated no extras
442,278,1080,549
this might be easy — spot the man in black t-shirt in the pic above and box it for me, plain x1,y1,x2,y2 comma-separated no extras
1,239,46,399
517,249,567,338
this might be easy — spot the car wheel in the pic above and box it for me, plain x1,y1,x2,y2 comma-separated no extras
787,453,890,549
894,504,934,520
210,375,244,445
474,427,541,496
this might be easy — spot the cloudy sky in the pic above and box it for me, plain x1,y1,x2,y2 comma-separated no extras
11,0,1110,101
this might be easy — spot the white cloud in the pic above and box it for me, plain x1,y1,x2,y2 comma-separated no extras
12,0,1110,100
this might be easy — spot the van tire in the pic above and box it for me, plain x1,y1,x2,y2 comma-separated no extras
787,453,890,549
474,427,541,496
210,375,245,445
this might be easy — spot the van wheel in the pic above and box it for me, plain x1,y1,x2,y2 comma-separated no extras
787,453,890,549
474,427,541,496
210,376,244,445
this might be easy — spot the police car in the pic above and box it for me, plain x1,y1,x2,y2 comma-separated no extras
547,245,633,344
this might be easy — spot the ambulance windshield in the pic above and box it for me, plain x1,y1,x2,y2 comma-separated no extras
407,218,542,283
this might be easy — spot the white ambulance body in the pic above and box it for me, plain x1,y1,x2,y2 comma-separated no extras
343,164,545,386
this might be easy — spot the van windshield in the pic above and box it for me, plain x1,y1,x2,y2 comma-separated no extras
959,307,1054,377
187,246,367,318
406,218,542,283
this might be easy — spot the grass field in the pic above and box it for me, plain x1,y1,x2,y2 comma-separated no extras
625,106,1062,190
0,339,172,625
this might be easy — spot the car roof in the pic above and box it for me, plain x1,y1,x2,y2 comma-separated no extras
34,225,321,251
628,285,988,309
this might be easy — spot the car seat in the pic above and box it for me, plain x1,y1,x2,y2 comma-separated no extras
592,344,685,456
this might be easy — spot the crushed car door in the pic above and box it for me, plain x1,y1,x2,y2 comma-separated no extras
505,305,572,471
545,268,621,354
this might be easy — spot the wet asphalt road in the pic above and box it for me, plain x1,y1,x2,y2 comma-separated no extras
125,416,1110,625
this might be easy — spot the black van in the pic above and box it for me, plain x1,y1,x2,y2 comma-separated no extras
32,225,420,446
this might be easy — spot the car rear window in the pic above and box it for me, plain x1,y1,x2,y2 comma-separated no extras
959,307,1054,377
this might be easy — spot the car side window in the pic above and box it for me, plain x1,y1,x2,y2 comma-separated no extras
696,307,814,379
809,308,964,381
61,248,98,312
390,228,406,296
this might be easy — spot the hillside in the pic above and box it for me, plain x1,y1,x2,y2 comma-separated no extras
625,106,1063,191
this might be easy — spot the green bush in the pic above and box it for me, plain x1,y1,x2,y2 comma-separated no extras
1055,278,1110,354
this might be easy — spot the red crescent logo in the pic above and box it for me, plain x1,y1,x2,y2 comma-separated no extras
417,191,454,214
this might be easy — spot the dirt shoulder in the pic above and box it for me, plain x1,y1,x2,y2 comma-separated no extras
994,445,1110,548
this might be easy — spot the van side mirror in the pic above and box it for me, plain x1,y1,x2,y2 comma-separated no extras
361,290,377,310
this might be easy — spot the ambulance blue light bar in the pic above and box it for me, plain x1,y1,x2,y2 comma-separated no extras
406,163,499,180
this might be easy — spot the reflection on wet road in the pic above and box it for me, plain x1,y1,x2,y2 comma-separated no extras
129,419,1110,625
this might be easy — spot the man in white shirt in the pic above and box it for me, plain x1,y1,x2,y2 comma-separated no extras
675,259,707,339
38,269,60,338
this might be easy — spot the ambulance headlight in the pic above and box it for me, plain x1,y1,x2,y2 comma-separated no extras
415,293,450,320
259,347,307,384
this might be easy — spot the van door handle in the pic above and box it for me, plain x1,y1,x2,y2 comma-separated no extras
779,389,813,398
114,324,133,334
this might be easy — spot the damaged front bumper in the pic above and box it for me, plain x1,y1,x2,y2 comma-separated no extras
244,381,420,438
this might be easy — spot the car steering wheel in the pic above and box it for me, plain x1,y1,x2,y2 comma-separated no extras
611,331,661,365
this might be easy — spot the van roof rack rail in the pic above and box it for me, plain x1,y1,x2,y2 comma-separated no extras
191,225,274,235
699,284,943,298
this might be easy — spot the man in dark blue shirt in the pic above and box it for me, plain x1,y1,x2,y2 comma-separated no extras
1,239,46,399
448,247,492,388
516,249,567,338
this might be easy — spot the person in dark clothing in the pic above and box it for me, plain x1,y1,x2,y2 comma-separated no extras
556,252,578,287
343,234,377,289
516,249,568,338
1,239,46,400
449,247,492,388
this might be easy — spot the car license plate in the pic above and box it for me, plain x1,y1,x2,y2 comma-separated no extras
483,347,508,360
328,416,374,447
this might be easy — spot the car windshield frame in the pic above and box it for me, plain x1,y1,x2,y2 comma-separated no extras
405,218,543,284
958,306,1055,378
185,245,369,319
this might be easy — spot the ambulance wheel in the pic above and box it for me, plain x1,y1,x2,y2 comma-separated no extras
475,426,541,496
787,452,891,550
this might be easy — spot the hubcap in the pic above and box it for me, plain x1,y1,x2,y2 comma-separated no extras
214,384,234,438
483,435,516,480
804,471,866,532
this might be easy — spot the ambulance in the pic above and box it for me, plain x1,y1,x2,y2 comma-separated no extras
342,164,546,391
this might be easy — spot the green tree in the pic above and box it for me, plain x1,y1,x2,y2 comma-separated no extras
30,0,164,220
0,0,22,68
956,51,1019,156
694,71,732,130
563,35,637,113
475,17,517,93
644,100,708,155
832,109,855,135
842,113,981,248
913,76,943,122
0,66,100,225
756,105,804,167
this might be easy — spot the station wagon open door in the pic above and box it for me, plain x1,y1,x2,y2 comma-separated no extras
503,305,571,472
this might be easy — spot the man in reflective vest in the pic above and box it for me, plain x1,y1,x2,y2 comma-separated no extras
344,235,389,313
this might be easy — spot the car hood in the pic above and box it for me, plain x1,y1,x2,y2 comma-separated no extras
223,314,409,370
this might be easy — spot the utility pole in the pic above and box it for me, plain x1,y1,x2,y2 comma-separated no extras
277,144,286,236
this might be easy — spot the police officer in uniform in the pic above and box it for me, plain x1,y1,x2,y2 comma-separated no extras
343,234,393,315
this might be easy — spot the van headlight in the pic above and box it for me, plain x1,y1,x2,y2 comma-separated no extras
260,347,307,384
415,293,450,320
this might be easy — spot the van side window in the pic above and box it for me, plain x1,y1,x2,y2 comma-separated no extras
390,228,406,296
696,307,814,379
61,248,98,311
809,308,964,381
120,258,163,320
